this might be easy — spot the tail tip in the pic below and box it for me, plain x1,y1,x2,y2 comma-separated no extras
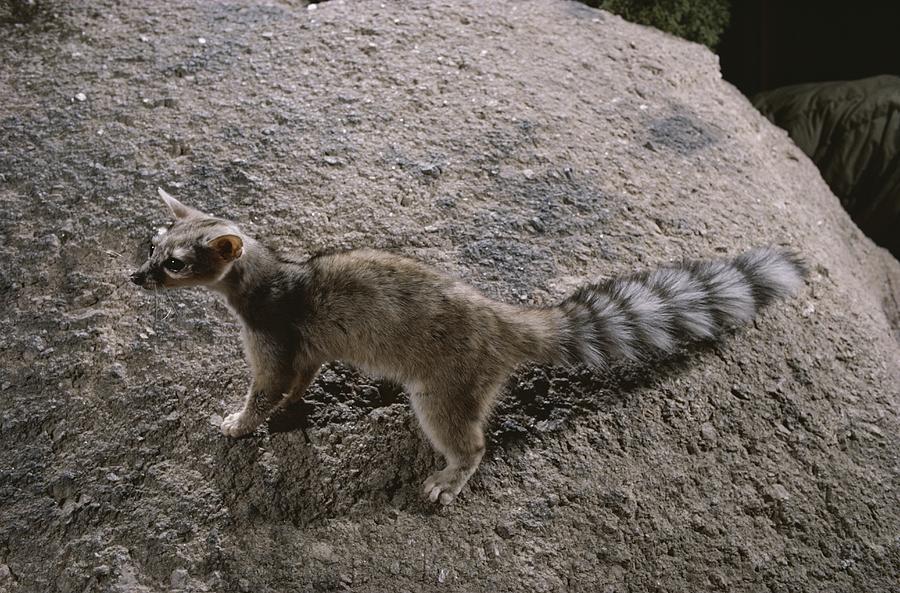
738,246,807,297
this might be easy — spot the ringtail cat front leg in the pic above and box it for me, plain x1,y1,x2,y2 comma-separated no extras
221,375,292,437
220,332,320,436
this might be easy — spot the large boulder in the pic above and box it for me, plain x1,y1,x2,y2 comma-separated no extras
0,1,897,591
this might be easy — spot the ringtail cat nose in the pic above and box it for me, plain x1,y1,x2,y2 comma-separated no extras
130,271,145,285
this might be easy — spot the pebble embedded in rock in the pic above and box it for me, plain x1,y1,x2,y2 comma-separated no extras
527,217,545,233
170,568,189,589
42,233,61,248
309,542,337,563
767,483,791,503
494,522,514,539
730,384,751,400
420,163,441,177
700,422,718,444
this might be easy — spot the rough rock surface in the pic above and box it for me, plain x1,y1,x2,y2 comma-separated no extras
1,1,898,592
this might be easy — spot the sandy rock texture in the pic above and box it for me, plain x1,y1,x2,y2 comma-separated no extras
1,1,898,592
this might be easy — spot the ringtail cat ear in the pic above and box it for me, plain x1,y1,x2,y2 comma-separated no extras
157,187,205,219
208,234,243,262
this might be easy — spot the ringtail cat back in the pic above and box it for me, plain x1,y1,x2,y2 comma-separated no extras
132,188,806,504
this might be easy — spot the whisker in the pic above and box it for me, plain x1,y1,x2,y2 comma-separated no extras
85,238,125,260
161,291,174,322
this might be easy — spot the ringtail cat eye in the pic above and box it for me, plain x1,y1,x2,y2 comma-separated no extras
163,258,185,272
131,187,806,505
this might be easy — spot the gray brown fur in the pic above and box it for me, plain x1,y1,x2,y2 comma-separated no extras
132,189,807,504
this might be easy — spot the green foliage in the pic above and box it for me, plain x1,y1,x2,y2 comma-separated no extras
3,0,40,22
580,0,731,48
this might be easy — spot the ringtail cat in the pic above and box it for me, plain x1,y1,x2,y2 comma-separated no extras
132,188,806,505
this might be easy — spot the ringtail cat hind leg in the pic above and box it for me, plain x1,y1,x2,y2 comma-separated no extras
279,363,322,409
411,380,500,505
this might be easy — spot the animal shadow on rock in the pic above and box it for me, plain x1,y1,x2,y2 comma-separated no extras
207,345,712,524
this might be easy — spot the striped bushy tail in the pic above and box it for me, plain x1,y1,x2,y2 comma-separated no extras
555,247,807,368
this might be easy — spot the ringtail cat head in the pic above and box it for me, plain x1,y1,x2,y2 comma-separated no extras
130,188,244,290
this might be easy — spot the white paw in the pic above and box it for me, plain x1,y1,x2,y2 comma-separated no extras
423,467,473,506
220,411,256,438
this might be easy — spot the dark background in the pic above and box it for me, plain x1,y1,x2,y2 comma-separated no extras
719,0,900,97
